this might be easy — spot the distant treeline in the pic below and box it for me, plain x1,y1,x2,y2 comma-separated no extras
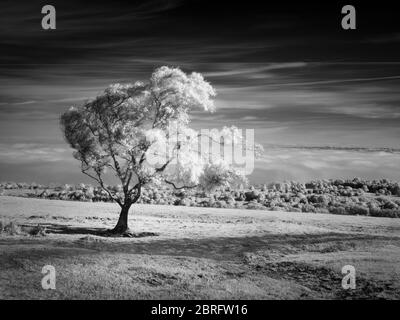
1,178,400,218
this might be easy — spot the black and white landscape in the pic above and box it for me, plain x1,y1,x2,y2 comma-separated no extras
0,0,400,300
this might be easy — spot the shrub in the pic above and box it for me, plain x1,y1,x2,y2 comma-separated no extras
27,225,47,236
174,198,191,206
329,206,346,215
245,190,259,201
370,209,400,218
246,202,266,210
347,205,370,216
213,200,227,208
0,220,22,235
383,201,398,210
302,204,316,213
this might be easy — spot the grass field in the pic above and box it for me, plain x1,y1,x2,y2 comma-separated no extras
0,195,399,299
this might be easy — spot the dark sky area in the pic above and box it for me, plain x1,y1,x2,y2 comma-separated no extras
1,0,400,184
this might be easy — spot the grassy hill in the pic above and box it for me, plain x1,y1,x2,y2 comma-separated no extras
0,196,399,299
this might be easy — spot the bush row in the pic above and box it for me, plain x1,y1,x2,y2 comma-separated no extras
1,178,400,218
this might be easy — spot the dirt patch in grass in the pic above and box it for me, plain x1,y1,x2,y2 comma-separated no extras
246,260,399,299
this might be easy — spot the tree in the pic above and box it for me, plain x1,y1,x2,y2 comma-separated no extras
60,66,262,236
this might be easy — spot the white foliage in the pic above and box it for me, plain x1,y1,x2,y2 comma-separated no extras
61,66,260,195
199,159,248,192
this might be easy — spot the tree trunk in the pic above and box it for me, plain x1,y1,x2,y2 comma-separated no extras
109,186,141,236
112,203,132,234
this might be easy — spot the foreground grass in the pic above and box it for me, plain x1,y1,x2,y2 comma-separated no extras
0,196,399,299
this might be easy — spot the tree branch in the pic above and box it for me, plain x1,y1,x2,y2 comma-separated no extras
81,165,123,207
165,180,198,190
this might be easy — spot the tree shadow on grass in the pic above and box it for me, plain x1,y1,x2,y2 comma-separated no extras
21,223,159,238
21,223,396,261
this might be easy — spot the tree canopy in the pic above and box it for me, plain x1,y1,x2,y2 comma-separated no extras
60,66,262,235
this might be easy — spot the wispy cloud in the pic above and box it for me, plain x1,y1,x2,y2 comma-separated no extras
0,143,69,164
252,148,400,183
0,1,399,183
204,62,307,78
261,75,400,87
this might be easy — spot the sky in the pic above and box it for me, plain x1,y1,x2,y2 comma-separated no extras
1,0,400,184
